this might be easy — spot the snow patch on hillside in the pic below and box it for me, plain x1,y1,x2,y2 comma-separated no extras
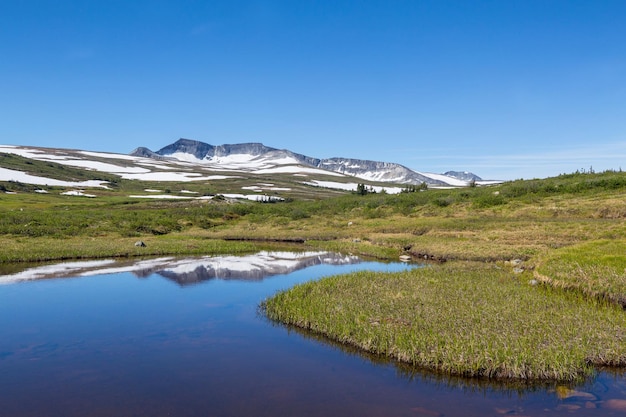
353,171,408,183
256,165,344,176
303,180,403,194
417,172,470,187
206,153,258,165
130,194,196,199
61,190,97,197
78,151,140,161
0,167,110,188
57,159,151,174
0,146,73,160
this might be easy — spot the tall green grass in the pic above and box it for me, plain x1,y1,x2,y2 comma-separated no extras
536,239,626,307
1,170,625,264
262,263,626,381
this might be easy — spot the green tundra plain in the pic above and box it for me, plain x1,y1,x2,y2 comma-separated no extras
1,157,625,381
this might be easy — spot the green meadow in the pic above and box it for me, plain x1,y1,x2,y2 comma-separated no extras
1,166,625,380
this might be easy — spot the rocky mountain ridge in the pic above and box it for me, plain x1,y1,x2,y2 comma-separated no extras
131,138,482,186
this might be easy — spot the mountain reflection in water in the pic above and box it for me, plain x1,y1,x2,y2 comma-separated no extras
0,251,361,286
151,252,362,285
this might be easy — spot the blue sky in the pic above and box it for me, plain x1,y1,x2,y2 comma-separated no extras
1,1,625,180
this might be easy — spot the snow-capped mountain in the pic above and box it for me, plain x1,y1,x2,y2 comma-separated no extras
133,138,482,187
143,139,321,167
0,140,496,200
444,171,483,182
317,158,449,186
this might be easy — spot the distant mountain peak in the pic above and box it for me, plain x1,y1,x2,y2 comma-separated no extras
129,146,167,160
133,138,487,187
153,139,284,161
155,138,216,160
318,157,448,185
443,171,482,181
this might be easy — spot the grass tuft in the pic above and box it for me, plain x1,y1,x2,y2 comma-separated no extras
535,239,626,308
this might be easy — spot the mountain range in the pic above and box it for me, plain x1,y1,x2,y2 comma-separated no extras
0,139,499,200
132,138,485,187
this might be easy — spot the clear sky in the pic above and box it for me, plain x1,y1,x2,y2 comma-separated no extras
1,1,625,180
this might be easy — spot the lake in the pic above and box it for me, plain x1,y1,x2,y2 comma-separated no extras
1,251,625,416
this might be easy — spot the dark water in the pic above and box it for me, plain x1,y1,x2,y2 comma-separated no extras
0,252,625,417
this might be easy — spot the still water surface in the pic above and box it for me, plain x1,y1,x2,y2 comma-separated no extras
0,252,625,417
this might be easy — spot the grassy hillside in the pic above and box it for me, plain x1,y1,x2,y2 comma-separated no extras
1,169,624,260
0,151,362,199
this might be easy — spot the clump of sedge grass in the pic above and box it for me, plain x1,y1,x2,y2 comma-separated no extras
262,262,626,381
536,239,626,308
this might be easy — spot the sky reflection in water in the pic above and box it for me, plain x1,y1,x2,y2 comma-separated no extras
0,252,625,417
